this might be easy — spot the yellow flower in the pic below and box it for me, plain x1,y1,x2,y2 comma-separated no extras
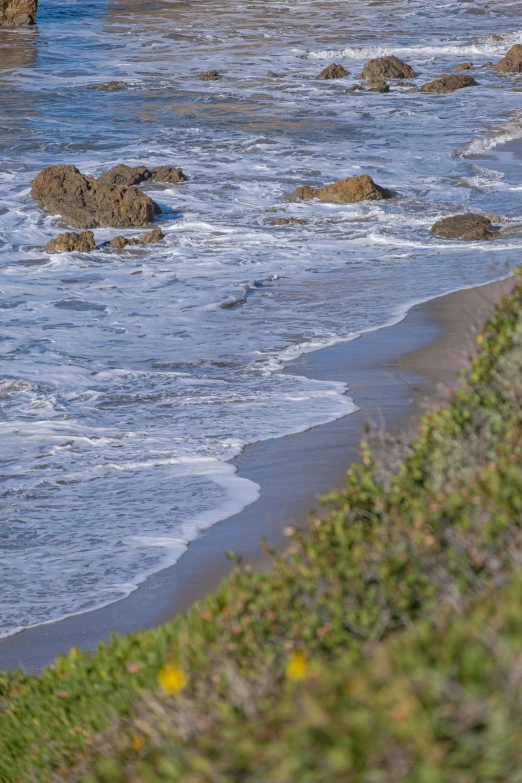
286,650,307,681
476,334,484,345
158,665,188,694
129,734,145,752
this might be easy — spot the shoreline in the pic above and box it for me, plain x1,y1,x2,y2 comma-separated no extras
0,276,514,673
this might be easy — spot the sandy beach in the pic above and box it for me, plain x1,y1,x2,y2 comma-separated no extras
0,275,513,673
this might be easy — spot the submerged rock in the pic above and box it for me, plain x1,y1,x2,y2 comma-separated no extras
0,0,37,26
45,231,96,253
494,44,522,73
99,164,186,187
87,81,126,91
290,174,392,204
31,165,160,229
269,217,308,226
346,84,365,92
316,63,349,80
431,213,497,241
267,70,280,77
454,62,474,72
105,236,141,249
367,79,390,93
141,227,164,244
199,70,220,80
420,74,478,93
360,55,417,80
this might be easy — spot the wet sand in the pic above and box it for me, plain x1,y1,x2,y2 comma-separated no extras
0,276,514,673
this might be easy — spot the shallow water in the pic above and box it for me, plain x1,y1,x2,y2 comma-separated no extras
0,0,521,638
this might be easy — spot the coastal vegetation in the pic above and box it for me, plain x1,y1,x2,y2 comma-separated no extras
1,272,522,779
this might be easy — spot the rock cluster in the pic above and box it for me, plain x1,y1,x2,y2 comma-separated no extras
45,231,96,253
290,174,392,204
316,63,349,80
431,213,497,241
420,74,478,94
360,55,417,80
31,165,160,229
199,70,220,80
106,227,165,248
98,164,186,187
494,44,522,73
0,0,37,26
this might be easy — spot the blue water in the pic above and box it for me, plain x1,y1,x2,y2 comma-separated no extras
0,0,521,637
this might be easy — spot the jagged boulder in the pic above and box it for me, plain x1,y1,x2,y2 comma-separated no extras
360,55,417,80
0,0,37,26
420,74,478,93
494,44,522,73
31,165,160,229
431,214,497,241
316,63,349,79
45,231,96,253
99,164,186,187
290,174,392,204
141,227,164,244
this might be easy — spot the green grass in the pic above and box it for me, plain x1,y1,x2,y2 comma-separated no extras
2,275,522,782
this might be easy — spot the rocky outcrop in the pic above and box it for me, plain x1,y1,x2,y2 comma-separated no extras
0,0,37,26
494,44,522,73
45,231,96,253
31,165,160,229
269,217,307,226
316,63,349,80
141,227,164,244
431,213,497,241
290,174,392,204
99,164,186,187
454,62,474,72
199,70,220,80
360,55,417,80
420,74,478,93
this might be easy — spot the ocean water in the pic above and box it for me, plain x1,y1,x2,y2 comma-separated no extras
0,0,521,638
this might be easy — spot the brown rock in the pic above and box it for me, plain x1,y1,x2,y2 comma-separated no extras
269,217,307,226
290,174,392,204
151,166,186,184
360,55,417,80
105,236,141,249
31,165,160,229
396,80,415,87
98,165,152,187
482,61,494,69
267,71,280,77
420,74,478,93
0,0,37,26
367,79,390,93
431,213,497,241
141,227,164,244
316,63,349,80
87,81,126,91
454,62,474,72
494,44,522,73
345,84,365,92
199,70,220,80
45,231,96,253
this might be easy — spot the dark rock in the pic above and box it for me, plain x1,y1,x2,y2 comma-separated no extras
420,74,478,93
0,0,37,26
98,165,152,187
31,165,160,229
105,236,141,249
267,71,279,77
269,217,308,226
494,44,522,73
367,79,390,93
199,70,220,80
492,34,503,42
396,80,415,87
360,55,417,80
431,213,497,241
290,174,392,204
151,166,186,184
87,81,126,91
346,84,365,92
482,61,494,68
45,231,96,253
454,62,474,72
141,227,164,244
316,63,349,79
